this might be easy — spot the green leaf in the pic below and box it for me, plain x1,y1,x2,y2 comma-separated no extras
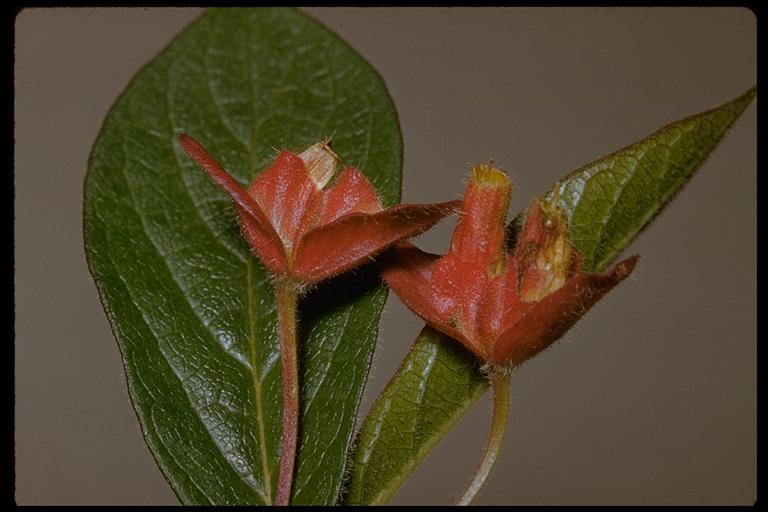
557,87,755,273
345,87,755,505
84,8,402,505
345,327,489,505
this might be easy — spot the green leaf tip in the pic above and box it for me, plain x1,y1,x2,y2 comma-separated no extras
556,85,756,273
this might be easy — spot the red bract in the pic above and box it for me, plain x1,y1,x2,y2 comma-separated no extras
179,134,460,284
382,163,638,367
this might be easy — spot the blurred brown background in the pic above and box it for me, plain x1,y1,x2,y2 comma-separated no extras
14,7,755,505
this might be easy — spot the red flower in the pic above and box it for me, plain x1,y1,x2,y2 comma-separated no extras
179,134,460,284
382,163,638,367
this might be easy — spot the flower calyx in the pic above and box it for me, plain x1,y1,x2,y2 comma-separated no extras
179,134,460,285
382,163,638,368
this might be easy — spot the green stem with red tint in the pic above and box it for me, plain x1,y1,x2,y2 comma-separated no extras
275,281,300,506
457,371,512,506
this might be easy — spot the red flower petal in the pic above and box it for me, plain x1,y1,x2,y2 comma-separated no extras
381,243,468,345
490,255,639,365
178,134,287,273
317,167,382,225
292,200,461,283
247,150,322,251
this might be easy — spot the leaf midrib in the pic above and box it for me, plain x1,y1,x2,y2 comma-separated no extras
241,17,277,504
246,255,274,504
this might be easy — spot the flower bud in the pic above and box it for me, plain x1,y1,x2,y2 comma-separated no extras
299,138,339,189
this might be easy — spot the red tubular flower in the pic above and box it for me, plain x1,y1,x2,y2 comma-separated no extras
383,163,637,505
178,133,459,506
382,163,638,367
178,134,460,284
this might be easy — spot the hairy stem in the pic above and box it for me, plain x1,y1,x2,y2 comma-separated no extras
275,282,299,506
457,372,511,506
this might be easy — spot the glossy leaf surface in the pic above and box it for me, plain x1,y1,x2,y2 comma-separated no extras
345,87,755,504
84,8,402,505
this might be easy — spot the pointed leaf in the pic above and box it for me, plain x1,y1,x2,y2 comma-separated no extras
345,87,755,504
557,87,755,273
84,7,403,505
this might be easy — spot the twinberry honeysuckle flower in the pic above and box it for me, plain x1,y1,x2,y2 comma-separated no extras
178,133,458,506
179,133,460,285
381,163,637,505
383,163,638,367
